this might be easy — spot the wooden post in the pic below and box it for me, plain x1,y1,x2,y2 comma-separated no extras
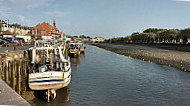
5,62,9,83
0,62,2,79
8,62,11,84
4,64,6,81
17,61,21,95
0,65,1,79
11,60,16,90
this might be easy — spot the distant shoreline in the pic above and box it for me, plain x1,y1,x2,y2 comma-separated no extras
91,43,190,72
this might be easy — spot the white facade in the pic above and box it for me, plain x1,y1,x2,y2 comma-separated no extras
42,36,53,40
16,35,31,42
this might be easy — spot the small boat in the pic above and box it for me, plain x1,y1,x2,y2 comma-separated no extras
68,41,81,56
28,41,71,102
78,42,85,53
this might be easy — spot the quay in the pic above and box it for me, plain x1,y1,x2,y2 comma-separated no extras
0,45,32,53
0,79,31,106
0,45,31,105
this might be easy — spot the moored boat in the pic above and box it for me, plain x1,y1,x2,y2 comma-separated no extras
28,41,71,102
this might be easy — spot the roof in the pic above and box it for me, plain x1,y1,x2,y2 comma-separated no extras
2,30,14,35
31,21,61,36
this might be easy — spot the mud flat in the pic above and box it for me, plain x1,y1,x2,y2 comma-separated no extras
92,43,190,72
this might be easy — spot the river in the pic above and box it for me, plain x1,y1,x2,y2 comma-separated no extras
29,44,190,106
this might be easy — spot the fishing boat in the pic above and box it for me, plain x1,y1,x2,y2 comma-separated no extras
78,42,85,53
28,41,71,102
68,41,81,56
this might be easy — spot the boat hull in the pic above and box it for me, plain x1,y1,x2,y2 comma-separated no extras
29,70,71,90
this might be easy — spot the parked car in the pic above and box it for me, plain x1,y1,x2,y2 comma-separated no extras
4,37,19,43
0,38,9,44
0,41,6,45
1,38,11,44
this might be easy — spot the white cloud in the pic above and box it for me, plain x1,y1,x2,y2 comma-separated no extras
17,15,32,26
44,11,68,17
0,0,54,8
0,0,52,26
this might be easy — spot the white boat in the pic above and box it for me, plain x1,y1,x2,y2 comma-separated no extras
68,41,81,56
28,41,71,102
68,41,85,56
78,42,85,53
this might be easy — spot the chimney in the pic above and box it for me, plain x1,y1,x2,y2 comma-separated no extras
53,20,56,26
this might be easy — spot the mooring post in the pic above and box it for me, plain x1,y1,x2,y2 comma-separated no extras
11,60,16,90
4,63,6,81
5,62,9,83
0,65,1,79
0,62,3,79
17,61,21,95
8,62,11,84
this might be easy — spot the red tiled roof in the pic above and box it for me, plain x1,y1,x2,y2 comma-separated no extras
31,21,60,36
3,30,14,35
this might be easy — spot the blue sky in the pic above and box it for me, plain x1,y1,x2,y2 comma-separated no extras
0,0,190,38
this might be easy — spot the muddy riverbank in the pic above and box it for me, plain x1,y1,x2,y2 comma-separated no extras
92,43,190,72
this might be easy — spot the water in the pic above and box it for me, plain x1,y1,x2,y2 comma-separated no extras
30,45,190,106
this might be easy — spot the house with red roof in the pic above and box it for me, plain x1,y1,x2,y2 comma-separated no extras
27,20,64,40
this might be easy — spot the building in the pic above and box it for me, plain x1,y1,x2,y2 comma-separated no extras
29,20,64,40
0,30,14,38
92,37,105,43
0,20,31,36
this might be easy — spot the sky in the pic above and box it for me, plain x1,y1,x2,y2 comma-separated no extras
0,0,190,38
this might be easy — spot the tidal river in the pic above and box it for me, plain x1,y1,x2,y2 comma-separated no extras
30,45,190,106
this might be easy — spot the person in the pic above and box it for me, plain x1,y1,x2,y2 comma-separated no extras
13,46,16,51
20,40,23,46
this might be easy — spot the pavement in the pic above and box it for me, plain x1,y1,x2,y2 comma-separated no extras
0,45,32,53
0,79,31,106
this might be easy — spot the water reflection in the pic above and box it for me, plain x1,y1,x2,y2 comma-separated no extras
70,54,85,69
29,87,71,106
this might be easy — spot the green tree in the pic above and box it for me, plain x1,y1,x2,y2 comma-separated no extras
178,28,190,43
143,28,166,34
158,29,179,43
131,33,156,43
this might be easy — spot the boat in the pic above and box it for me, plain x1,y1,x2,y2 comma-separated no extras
78,42,85,53
28,40,71,102
68,41,85,56
68,41,81,56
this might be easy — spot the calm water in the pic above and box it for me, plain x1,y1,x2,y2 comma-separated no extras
30,45,190,106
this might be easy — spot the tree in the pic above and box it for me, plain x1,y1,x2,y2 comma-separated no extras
143,28,166,34
178,28,190,43
158,29,179,43
131,33,156,43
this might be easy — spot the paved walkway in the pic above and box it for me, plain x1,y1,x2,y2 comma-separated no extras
0,79,31,106
0,45,32,53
